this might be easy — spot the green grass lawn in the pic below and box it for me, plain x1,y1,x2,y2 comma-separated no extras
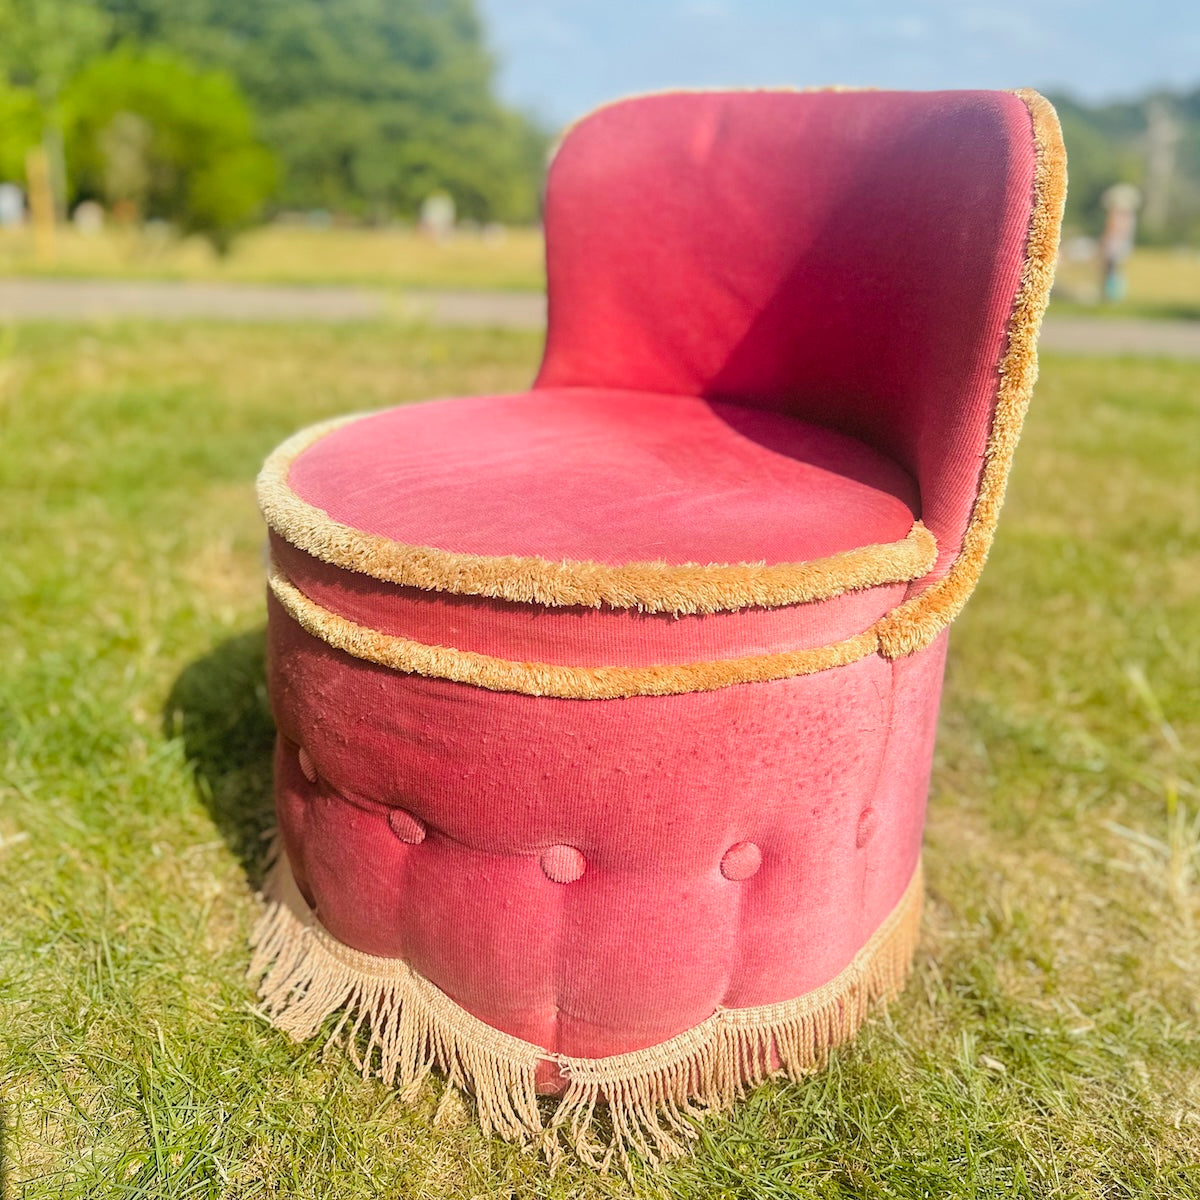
2,323,1198,1198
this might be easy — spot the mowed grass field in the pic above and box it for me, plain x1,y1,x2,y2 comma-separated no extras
0,225,547,292
2,321,1198,1198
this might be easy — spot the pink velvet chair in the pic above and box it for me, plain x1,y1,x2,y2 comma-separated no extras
250,88,1065,1170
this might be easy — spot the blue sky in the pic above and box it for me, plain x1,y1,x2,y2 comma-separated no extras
477,0,1200,127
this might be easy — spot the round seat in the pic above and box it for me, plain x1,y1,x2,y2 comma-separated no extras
263,387,939,671
283,387,922,569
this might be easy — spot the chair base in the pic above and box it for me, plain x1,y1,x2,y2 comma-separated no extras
249,851,923,1172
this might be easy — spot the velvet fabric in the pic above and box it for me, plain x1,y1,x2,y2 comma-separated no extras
254,87,1062,1131
269,599,946,1078
287,390,921,568
276,392,924,665
538,89,1037,582
270,530,912,666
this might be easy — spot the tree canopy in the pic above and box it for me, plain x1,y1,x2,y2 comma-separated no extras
8,2,1197,247
95,0,547,222
0,0,546,246
64,49,277,249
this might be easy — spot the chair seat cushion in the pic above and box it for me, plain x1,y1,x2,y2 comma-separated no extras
261,388,938,677
286,386,921,571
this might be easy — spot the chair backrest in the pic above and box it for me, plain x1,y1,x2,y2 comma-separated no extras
535,89,1064,596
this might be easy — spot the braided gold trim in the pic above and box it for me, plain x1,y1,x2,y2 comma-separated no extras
876,90,1066,655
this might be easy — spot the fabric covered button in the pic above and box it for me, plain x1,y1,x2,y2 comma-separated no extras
540,844,586,884
387,809,427,845
297,745,317,783
720,841,762,881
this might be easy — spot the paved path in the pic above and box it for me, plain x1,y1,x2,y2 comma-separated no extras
2,278,1198,357
0,278,546,326
1037,315,1200,358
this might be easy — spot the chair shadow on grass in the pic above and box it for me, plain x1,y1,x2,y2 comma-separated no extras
164,627,277,889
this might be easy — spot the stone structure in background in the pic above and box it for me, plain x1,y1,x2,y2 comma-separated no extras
72,200,105,234
419,191,455,240
1100,182,1142,303
0,183,25,228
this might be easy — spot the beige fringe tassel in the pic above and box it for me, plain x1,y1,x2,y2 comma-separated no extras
250,856,923,1173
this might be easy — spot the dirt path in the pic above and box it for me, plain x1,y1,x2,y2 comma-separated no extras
2,278,1198,357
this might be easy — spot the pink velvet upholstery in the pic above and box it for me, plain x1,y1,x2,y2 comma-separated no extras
287,391,920,567
538,90,1037,580
254,88,1062,1148
270,528,913,666
269,606,946,1068
275,390,921,665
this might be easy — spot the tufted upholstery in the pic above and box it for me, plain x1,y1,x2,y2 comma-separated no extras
269,609,947,1071
250,88,1065,1168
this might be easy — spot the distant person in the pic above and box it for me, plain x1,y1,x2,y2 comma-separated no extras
1099,182,1141,302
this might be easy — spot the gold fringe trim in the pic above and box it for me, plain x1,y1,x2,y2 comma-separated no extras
268,561,884,698
257,416,938,616
250,854,923,1173
876,89,1066,657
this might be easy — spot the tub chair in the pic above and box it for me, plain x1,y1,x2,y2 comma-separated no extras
249,87,1065,1170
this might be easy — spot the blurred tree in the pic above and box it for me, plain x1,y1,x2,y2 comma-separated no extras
98,109,152,216
0,83,41,182
64,50,277,250
0,0,110,214
97,0,548,222
1050,88,1200,244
